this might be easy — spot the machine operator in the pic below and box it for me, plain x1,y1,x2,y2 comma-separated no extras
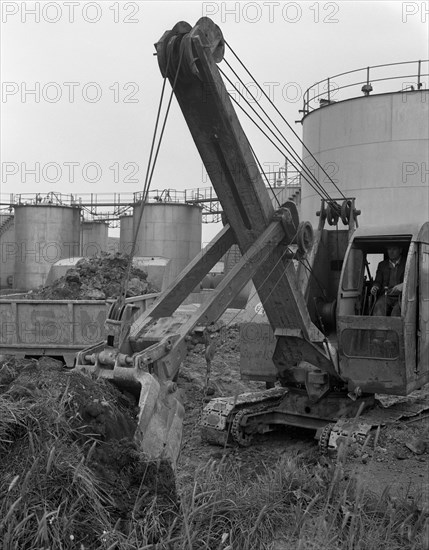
370,245,405,316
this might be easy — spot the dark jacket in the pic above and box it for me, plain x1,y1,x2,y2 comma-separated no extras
373,256,406,293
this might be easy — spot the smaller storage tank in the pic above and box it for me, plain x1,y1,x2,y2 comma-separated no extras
119,214,134,254
132,202,202,280
81,221,108,257
0,214,15,290
14,204,81,290
132,256,171,291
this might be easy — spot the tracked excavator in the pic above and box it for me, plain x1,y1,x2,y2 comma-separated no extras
75,18,429,466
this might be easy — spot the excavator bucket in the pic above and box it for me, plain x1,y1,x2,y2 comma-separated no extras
74,296,186,468
75,348,185,467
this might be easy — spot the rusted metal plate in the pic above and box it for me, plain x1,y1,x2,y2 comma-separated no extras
240,322,277,381
338,315,407,394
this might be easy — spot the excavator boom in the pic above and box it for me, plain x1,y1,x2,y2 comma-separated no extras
156,19,318,338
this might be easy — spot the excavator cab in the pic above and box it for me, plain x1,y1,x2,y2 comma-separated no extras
337,222,429,396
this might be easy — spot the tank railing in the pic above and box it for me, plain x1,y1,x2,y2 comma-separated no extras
8,191,80,207
259,169,302,189
79,197,134,226
309,73,429,107
133,189,189,204
302,60,428,115
76,192,137,208
1,178,302,225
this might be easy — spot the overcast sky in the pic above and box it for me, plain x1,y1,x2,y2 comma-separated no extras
1,1,428,243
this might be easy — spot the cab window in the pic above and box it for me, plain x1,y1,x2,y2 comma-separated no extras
342,248,364,291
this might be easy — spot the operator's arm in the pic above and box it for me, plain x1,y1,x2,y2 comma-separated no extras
370,261,385,295
389,260,405,294
389,282,403,294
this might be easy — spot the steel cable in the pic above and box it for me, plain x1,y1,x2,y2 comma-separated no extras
224,41,346,200
118,44,184,312
220,66,334,203
225,85,333,203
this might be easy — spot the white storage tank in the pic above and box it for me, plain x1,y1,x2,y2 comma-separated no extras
301,89,429,227
14,204,81,290
0,214,15,290
119,214,134,254
81,221,108,257
132,202,202,280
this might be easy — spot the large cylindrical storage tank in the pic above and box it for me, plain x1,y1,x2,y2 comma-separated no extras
81,221,108,257
119,214,134,254
301,90,429,227
14,205,81,290
132,203,202,280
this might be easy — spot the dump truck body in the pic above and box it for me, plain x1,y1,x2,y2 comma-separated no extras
0,294,158,366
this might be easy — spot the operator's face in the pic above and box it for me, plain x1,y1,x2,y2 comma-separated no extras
387,246,401,261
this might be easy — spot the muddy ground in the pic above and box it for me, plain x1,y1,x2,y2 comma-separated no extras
1,316,428,546
177,324,429,508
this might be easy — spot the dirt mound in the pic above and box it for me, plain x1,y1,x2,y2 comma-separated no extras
0,356,177,549
29,252,158,300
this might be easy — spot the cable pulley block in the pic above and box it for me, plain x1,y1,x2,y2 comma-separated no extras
189,17,225,63
326,201,341,226
155,21,192,78
296,221,314,255
340,199,352,225
156,18,224,82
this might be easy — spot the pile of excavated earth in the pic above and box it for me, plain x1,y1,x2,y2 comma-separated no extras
28,253,158,300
